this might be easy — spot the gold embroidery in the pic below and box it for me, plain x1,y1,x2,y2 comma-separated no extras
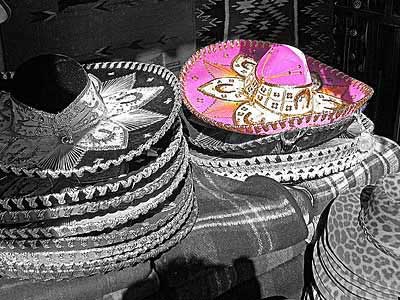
293,88,312,110
215,83,237,94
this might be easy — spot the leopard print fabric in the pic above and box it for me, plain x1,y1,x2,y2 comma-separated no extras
361,174,400,259
311,185,400,299
381,173,400,199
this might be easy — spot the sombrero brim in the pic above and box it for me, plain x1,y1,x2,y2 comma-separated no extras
0,140,189,224
182,105,354,156
0,157,190,237
180,40,373,136
314,186,400,295
312,224,399,299
0,173,190,251
359,179,400,260
190,119,374,183
0,61,181,178
195,148,371,183
0,121,183,211
0,189,197,281
0,171,193,255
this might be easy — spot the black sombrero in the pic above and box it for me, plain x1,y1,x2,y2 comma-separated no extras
0,54,181,178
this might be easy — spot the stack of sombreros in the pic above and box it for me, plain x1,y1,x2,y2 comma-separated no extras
179,40,375,183
0,54,196,280
305,172,400,299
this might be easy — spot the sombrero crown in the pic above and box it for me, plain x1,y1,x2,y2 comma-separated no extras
0,54,180,178
181,40,373,135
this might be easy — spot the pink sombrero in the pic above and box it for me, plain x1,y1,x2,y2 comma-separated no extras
180,40,373,135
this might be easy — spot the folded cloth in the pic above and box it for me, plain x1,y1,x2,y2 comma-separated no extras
156,165,308,265
154,166,308,297
298,135,400,216
0,262,152,300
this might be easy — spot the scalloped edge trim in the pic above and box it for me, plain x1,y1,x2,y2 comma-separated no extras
187,114,355,153
180,39,373,136
0,192,197,281
0,152,190,239
0,179,191,250
209,147,373,183
0,124,183,211
0,141,189,224
0,178,194,263
190,136,360,170
0,61,182,178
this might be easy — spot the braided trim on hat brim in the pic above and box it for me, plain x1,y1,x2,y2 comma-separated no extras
0,190,197,281
0,61,182,178
180,39,373,136
0,123,183,211
0,139,189,223
206,149,373,183
190,136,359,170
0,175,190,251
186,114,354,153
0,176,194,262
186,113,373,153
0,153,190,239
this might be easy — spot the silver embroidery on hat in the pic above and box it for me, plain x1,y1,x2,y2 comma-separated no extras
0,72,166,171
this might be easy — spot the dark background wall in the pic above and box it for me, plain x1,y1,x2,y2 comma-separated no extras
1,0,399,142
332,0,400,142
0,0,196,73
1,0,332,69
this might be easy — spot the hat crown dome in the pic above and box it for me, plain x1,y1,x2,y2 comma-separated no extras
255,44,312,86
7,54,108,147
12,54,88,114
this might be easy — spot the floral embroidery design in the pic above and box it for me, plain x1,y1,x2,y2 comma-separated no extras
197,45,348,127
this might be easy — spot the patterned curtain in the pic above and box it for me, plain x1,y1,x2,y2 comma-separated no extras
195,0,334,63
1,0,334,70
298,0,335,64
1,0,196,71
195,0,295,48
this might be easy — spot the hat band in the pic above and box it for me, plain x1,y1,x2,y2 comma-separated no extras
244,68,314,117
11,74,107,145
